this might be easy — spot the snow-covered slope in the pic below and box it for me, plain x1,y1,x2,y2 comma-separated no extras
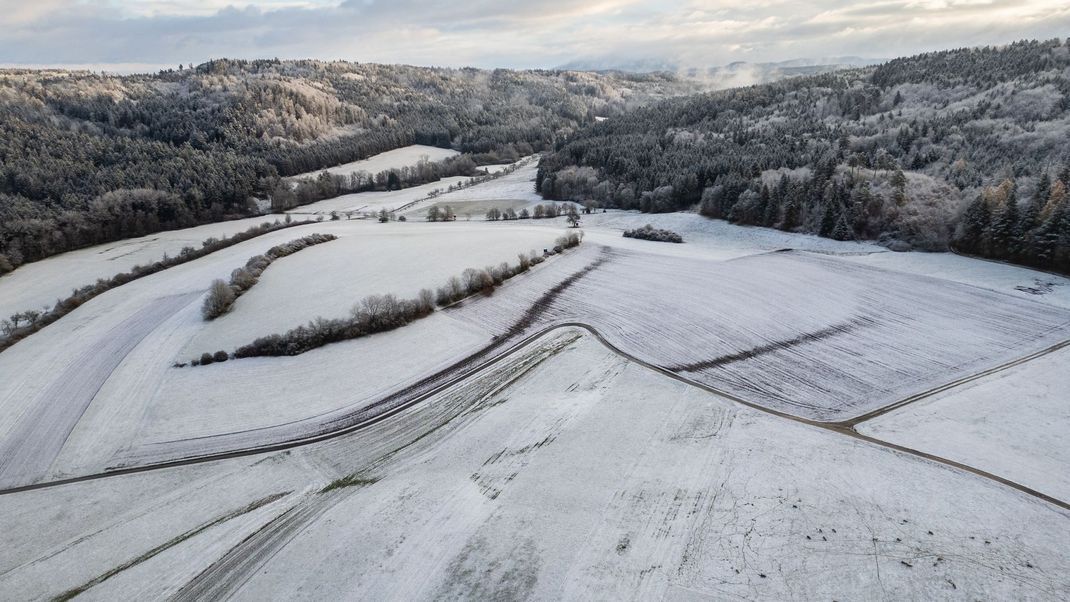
284,144,459,182
0,216,285,320
1,330,1066,600
456,245,1070,421
1,156,1069,600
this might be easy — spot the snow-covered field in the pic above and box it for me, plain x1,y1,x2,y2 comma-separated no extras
841,250,1070,309
1,158,1069,599
858,346,1070,501
428,159,543,204
184,222,560,353
455,244,1070,421
1,330,1066,600
291,156,545,218
402,159,548,220
284,144,458,182
286,176,473,215
0,216,286,320
0,217,576,487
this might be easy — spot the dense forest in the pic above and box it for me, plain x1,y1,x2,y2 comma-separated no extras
0,60,692,272
538,39,1070,273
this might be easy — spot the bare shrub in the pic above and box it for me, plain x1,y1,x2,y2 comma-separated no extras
230,267,257,290
556,230,584,248
202,279,237,320
623,224,682,243
417,288,435,314
462,268,493,294
435,286,452,307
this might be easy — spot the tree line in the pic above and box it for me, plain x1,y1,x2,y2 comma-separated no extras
0,60,690,272
537,38,1070,272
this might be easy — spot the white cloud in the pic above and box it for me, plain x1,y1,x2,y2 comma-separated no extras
0,0,1066,69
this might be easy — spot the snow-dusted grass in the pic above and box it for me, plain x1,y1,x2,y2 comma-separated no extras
432,159,542,203
0,152,1066,598
0,219,574,485
284,144,458,182
556,209,886,259
415,198,534,220
570,209,1070,307
107,313,491,459
455,246,1070,421
1,330,1066,600
3,207,1068,489
858,346,1070,500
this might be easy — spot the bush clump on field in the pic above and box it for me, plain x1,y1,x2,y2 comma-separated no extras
202,280,237,320
232,293,435,358
0,219,311,355
204,232,582,361
202,233,337,320
556,230,584,250
192,350,231,367
622,224,683,243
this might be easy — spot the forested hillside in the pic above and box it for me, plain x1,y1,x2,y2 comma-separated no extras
0,60,691,272
538,39,1070,273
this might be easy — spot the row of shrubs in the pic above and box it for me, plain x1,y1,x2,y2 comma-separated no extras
0,218,311,354
187,231,583,365
202,233,338,320
484,203,579,221
622,224,684,243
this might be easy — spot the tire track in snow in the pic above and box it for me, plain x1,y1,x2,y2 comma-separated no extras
0,292,200,490
51,490,290,602
168,491,349,602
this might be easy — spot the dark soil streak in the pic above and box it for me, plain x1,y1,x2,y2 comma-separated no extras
495,248,611,339
667,316,876,372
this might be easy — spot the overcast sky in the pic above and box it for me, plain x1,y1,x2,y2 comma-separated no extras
1,0,1068,72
